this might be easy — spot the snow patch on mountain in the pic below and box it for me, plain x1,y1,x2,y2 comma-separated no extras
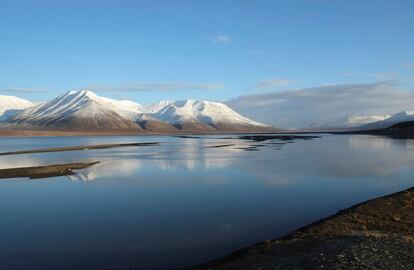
145,100,175,113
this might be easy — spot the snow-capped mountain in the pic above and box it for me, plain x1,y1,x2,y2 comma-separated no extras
0,95,34,121
6,90,270,132
360,111,414,130
321,114,391,129
150,100,270,131
10,90,141,130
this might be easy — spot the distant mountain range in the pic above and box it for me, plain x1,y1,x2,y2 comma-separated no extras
357,111,414,130
307,112,414,131
0,90,273,133
2,90,414,133
316,111,414,131
319,114,391,129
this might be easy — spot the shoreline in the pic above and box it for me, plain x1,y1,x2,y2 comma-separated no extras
182,186,414,270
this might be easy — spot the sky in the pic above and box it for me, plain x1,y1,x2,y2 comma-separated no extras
1,0,414,126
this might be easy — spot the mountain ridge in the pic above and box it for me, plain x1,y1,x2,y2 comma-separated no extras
2,90,273,133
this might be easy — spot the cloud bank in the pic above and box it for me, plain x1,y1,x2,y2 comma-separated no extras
226,81,414,129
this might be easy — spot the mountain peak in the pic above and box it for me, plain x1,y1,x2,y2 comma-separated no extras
65,89,98,99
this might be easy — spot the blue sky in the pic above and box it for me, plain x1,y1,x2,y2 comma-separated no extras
0,0,413,104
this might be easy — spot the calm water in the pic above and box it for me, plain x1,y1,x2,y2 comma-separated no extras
0,134,414,270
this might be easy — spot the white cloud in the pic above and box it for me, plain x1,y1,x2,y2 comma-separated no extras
86,82,223,92
370,72,398,79
212,34,232,44
252,79,295,91
226,81,414,129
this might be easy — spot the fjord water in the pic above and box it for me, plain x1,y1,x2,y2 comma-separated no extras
0,135,413,270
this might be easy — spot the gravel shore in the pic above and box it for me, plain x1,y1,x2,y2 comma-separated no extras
183,187,414,270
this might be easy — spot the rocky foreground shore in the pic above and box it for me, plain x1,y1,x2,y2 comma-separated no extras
183,187,414,270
